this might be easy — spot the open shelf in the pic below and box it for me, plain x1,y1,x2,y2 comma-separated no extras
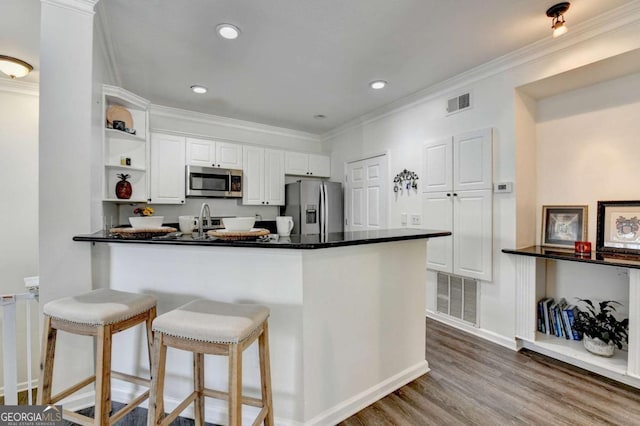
528,332,627,374
105,128,145,142
105,164,146,172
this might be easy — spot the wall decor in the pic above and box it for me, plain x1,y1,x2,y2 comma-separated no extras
596,200,640,254
393,169,419,192
541,205,587,248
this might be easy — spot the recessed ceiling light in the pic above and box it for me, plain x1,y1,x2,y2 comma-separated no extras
216,23,241,40
314,114,326,120
190,85,208,94
369,80,388,90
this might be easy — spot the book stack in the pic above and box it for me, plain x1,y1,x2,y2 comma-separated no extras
537,297,582,340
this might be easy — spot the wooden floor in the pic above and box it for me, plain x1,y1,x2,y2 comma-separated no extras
340,318,640,426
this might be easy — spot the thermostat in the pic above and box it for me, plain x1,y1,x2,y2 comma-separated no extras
493,182,513,193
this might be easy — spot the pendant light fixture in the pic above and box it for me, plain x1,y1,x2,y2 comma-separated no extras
546,2,570,38
0,55,33,79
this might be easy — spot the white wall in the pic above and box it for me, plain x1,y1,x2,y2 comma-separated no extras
323,19,640,343
0,81,39,397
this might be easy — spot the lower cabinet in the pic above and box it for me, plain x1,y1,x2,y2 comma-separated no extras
423,189,492,281
149,133,186,204
242,146,284,206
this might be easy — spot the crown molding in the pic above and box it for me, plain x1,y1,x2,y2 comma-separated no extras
40,0,98,16
150,104,322,143
322,1,640,141
0,78,39,97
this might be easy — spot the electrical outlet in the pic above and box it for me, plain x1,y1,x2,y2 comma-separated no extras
410,214,421,225
401,213,407,225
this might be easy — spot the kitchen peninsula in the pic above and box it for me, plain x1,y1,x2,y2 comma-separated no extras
75,228,450,425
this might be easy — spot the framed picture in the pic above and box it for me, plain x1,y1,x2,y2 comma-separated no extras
541,205,588,248
596,200,640,254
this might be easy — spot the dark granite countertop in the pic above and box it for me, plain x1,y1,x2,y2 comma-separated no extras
74,228,451,250
502,245,640,269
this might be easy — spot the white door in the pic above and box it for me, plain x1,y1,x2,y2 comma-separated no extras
186,137,214,167
150,133,186,204
264,149,284,206
345,154,388,231
422,137,453,193
216,142,243,169
242,146,265,205
454,128,493,191
423,192,453,272
453,189,493,281
284,152,309,175
307,154,331,177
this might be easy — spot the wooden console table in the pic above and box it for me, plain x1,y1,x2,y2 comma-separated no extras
503,246,640,388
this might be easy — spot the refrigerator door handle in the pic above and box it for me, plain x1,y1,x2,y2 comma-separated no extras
319,183,326,234
323,183,329,234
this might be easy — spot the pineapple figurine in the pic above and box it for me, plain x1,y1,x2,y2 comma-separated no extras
115,173,132,199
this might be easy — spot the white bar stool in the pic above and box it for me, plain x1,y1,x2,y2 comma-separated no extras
37,289,157,426
147,299,274,426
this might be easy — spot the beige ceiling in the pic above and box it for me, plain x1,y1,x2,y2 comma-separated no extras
1,0,635,134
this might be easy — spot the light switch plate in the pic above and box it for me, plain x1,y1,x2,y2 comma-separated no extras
401,213,407,225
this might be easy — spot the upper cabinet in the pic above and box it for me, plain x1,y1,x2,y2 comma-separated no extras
186,137,243,169
102,85,150,202
284,152,331,177
423,128,492,193
149,133,186,204
243,146,285,206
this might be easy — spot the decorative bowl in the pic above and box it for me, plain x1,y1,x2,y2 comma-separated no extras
222,217,256,232
129,216,164,229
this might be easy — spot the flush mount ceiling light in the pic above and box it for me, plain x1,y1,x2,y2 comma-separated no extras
369,80,388,90
546,2,570,38
190,85,208,94
0,55,33,79
216,23,241,40
313,114,326,120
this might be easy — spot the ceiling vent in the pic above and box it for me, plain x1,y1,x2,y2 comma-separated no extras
446,92,471,115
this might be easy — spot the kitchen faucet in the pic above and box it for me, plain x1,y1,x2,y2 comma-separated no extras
196,202,211,238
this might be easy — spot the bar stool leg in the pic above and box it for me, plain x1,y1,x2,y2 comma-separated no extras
228,343,242,426
194,353,205,425
95,324,112,426
259,321,274,426
145,307,157,367
148,333,167,426
37,316,56,405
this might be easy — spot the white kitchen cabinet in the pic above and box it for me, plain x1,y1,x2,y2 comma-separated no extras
102,85,150,202
284,152,331,177
423,128,492,193
149,133,186,204
186,137,243,169
422,128,493,281
243,146,284,206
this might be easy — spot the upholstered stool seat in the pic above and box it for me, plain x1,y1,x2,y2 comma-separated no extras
148,299,274,426
38,289,157,426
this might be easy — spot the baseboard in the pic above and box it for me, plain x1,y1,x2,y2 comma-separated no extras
303,361,430,426
427,310,518,351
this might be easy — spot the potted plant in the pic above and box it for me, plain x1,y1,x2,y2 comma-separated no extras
572,299,628,357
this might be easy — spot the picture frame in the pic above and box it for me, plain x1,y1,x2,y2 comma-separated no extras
541,205,588,248
596,200,640,255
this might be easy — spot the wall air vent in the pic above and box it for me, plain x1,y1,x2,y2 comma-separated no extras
436,272,478,325
446,92,471,115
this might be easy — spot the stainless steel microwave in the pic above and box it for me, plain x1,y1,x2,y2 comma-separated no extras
185,165,243,198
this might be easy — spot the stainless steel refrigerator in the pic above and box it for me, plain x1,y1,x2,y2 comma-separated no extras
283,181,343,235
